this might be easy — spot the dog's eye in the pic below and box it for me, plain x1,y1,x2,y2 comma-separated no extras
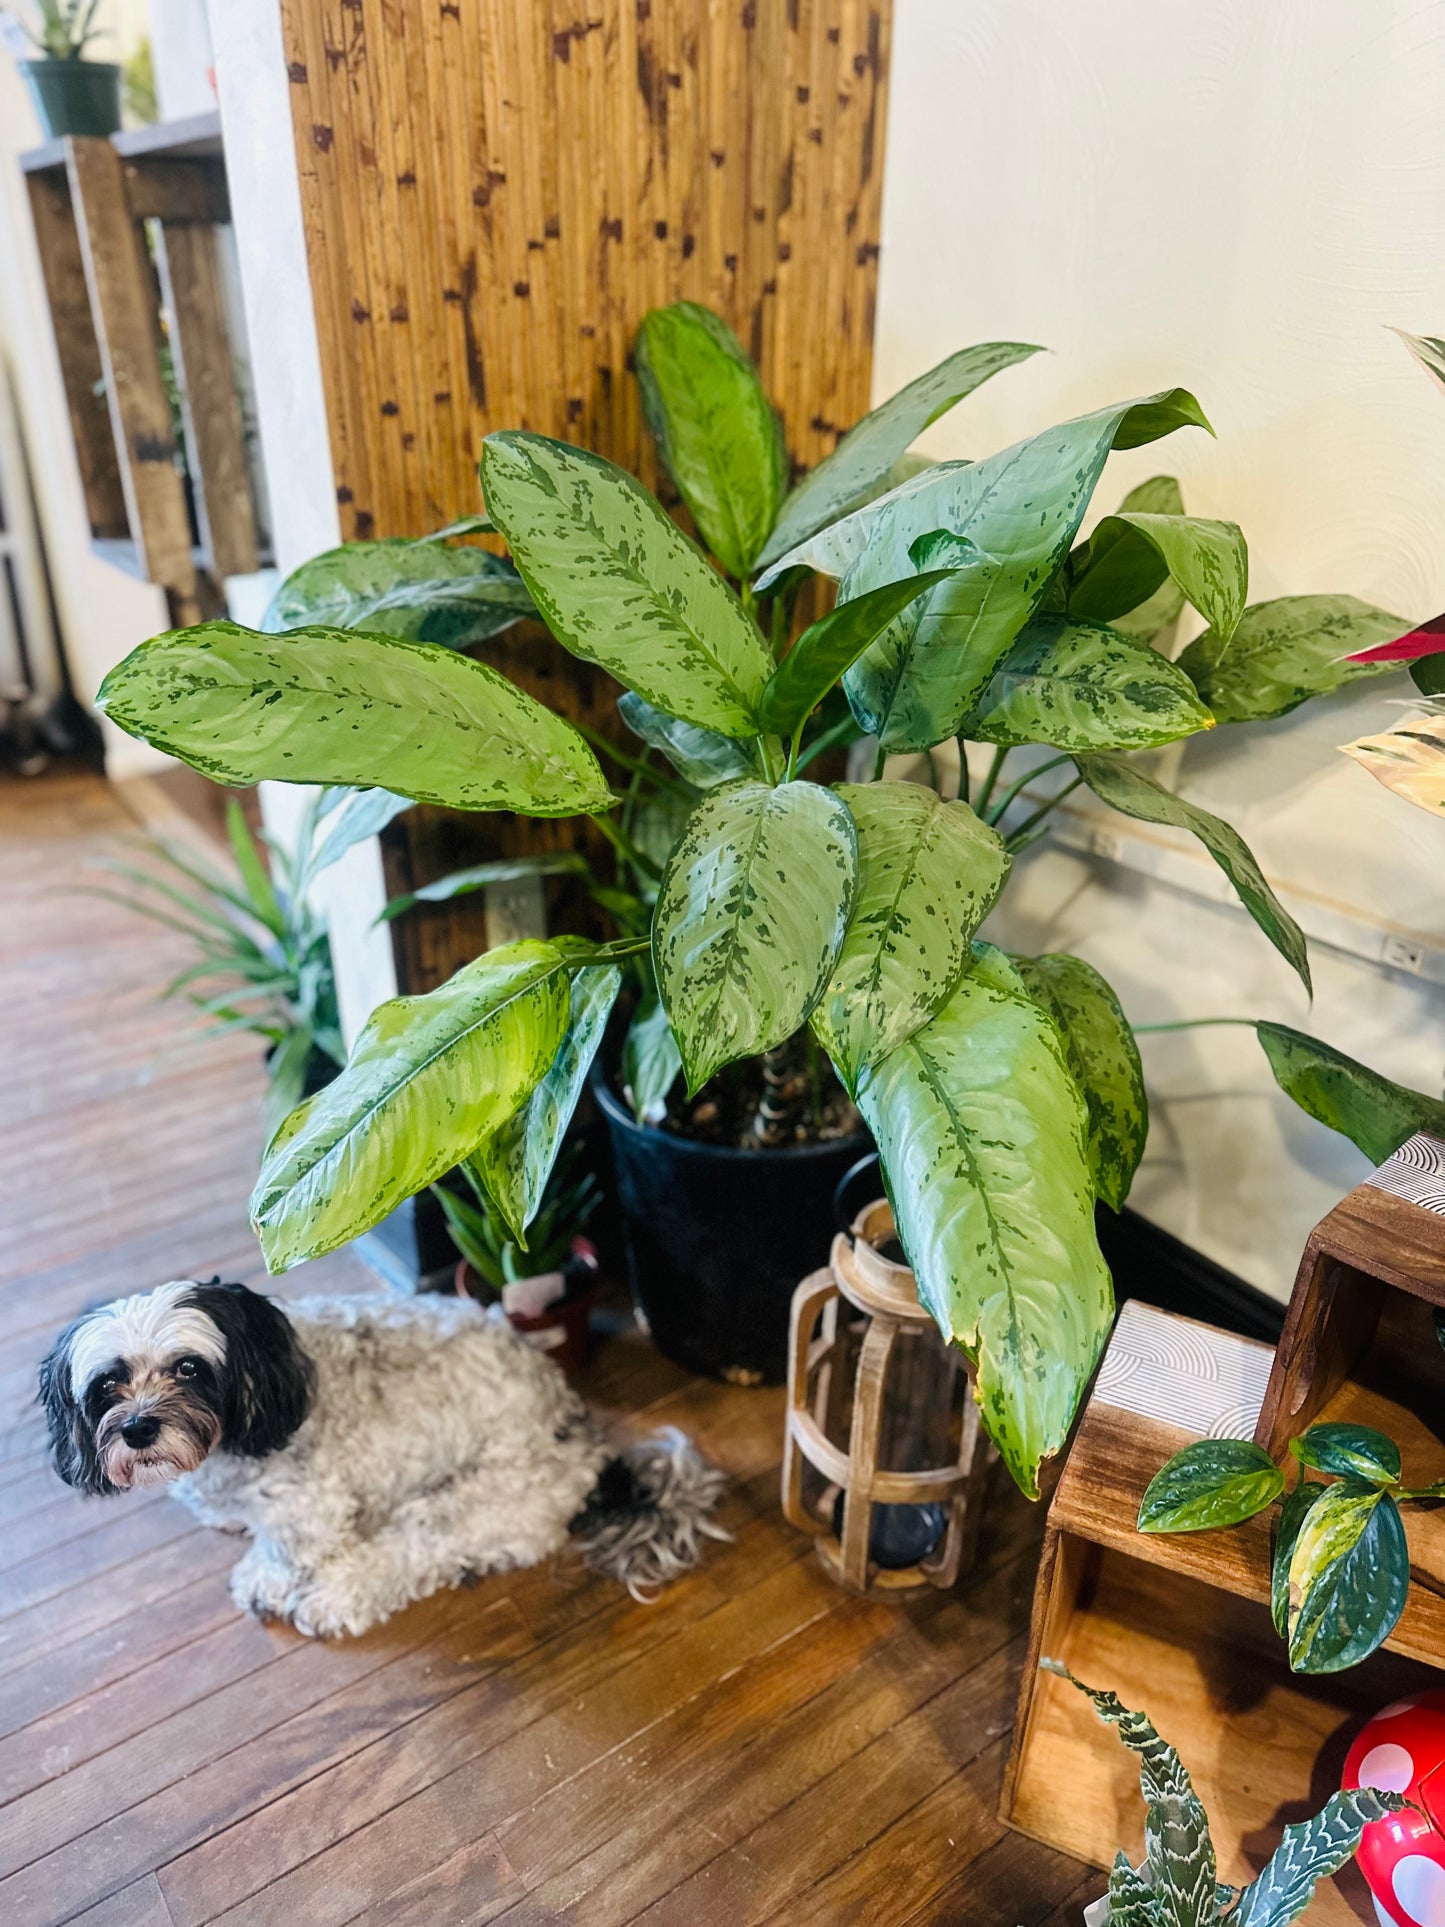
174,1357,200,1380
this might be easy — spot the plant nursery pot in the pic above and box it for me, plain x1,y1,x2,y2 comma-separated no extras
454,1262,596,1379
20,60,122,139
593,1073,870,1385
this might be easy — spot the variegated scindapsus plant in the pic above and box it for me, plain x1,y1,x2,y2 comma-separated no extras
97,304,1442,1499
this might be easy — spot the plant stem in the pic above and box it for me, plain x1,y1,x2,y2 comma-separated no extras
1004,776,1082,851
785,720,805,782
1132,1018,1260,1035
795,713,862,774
986,753,1074,827
758,734,783,785
570,720,694,802
872,739,887,781
771,594,790,662
975,745,1008,817
955,735,970,806
593,812,662,883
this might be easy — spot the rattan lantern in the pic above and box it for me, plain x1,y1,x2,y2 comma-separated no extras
781,1197,992,1593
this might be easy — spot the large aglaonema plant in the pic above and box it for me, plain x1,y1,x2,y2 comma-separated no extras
96,303,1427,1498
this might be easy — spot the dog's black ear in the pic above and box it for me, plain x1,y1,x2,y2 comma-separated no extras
38,1324,111,1494
181,1282,314,1457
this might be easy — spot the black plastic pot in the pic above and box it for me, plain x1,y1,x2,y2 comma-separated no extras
21,60,122,139
594,1074,870,1384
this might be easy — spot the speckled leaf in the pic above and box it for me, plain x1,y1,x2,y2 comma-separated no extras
813,784,1009,1087
250,940,570,1271
1105,477,1188,645
474,964,621,1245
755,341,1043,574
757,571,953,737
1255,1021,1445,1163
1105,1853,1157,1927
617,691,754,787
96,621,612,817
636,302,785,578
480,432,771,738
1342,707,1445,817
378,852,592,924
1014,952,1147,1211
1066,511,1247,645
964,616,1214,752
1287,1484,1409,1673
856,948,1113,1496
1136,1439,1283,1534
1074,755,1310,993
1234,1787,1406,1927
1146,1789,1217,1927
1272,1480,1321,1636
261,538,534,647
797,390,1211,752
1292,1422,1400,1485
622,987,683,1124
653,781,857,1093
1177,595,1407,724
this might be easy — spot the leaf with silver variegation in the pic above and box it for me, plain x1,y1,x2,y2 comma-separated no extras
261,536,534,647
1231,1787,1406,1925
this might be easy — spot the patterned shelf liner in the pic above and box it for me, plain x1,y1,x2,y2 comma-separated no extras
1366,1132,1445,1217
1092,1299,1274,1443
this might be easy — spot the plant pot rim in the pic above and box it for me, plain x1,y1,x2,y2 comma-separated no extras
592,1067,871,1166
20,56,122,71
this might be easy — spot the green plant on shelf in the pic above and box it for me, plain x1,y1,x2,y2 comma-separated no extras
6,0,105,59
1045,1660,1405,1925
94,299,1441,1500
1137,1420,1445,1674
434,1144,600,1297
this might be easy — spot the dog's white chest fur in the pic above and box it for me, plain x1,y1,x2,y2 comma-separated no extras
172,1292,609,1637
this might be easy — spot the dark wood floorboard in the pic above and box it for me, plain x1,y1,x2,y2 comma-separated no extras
0,770,1091,1923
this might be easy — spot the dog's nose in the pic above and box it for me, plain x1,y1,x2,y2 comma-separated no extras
121,1414,161,1449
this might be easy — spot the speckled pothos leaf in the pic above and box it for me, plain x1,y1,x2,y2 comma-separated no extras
652,781,857,1093
963,616,1214,753
1232,1786,1405,1926
1272,1480,1320,1637
250,940,572,1272
480,432,772,738
96,622,612,818
1177,595,1407,724
473,964,621,1245
1073,756,1311,994
260,537,535,647
812,782,1009,1089
857,948,1113,1496
1012,952,1147,1212
635,302,786,579
1292,1422,1400,1485
1066,511,1247,647
764,389,1210,753
1254,1021,1445,1164
1286,1482,1409,1673
755,341,1043,575
1136,1438,1283,1534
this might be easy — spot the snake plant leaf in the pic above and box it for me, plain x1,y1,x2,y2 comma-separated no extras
310,789,414,879
806,389,1211,752
1177,595,1408,724
635,302,786,579
1272,1480,1322,1637
757,571,955,738
1105,1854,1158,1927
964,616,1215,753
1073,755,1311,993
622,988,684,1125
1136,1439,1284,1534
260,538,535,648
1012,952,1147,1212
378,852,593,924
653,780,857,1093
1254,1022,1445,1164
1043,1660,1196,1805
250,940,571,1271
1145,1790,1217,1927
1292,1422,1401,1485
1286,1483,1409,1672
616,691,754,788
480,432,772,738
857,949,1113,1495
1232,1786,1407,1927
813,784,1009,1088
473,964,621,1245
1066,512,1247,647
96,622,613,818
1341,705,1445,816
755,341,1043,574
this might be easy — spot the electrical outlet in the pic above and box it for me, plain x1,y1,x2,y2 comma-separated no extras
1382,934,1426,975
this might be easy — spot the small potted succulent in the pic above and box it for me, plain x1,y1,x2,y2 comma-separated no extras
7,1,122,139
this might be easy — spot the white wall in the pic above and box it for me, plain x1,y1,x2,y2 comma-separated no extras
875,0,1445,1299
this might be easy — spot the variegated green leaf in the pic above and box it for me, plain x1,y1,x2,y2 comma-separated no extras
755,341,1043,573
1292,1422,1400,1485
653,781,857,1093
1287,1483,1409,1672
480,432,772,737
473,964,621,1245
1106,477,1188,646
1012,952,1147,1211
857,950,1113,1495
261,537,534,647
756,571,953,738
1395,326,1445,397
622,988,683,1124
636,302,785,578
251,940,571,1271
1043,1660,1196,1806
1066,511,1247,646
96,622,612,818
1272,1480,1321,1637
378,852,592,925
310,789,414,878
1074,756,1310,994
1106,1853,1159,1927
617,691,754,787
1254,1022,1445,1164
1136,1439,1283,1534
1146,1789,1217,1927
964,616,1214,753
1232,1787,1405,1926
812,783,1009,1087
1177,595,1407,724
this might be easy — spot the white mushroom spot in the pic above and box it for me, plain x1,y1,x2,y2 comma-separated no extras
1360,1743,1419,1794
1394,1854,1445,1926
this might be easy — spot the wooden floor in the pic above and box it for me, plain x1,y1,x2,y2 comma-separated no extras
0,770,1105,1927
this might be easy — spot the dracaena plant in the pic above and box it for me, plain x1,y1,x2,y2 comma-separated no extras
7,0,105,58
1136,1420,1445,1674
1048,1661,1405,1924
95,302,1426,1499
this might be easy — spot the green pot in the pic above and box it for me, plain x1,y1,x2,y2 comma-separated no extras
20,59,122,139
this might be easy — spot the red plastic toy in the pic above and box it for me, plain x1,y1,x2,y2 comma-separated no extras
1345,1692,1445,1925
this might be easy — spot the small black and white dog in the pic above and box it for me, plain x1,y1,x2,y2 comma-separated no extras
40,1279,726,1637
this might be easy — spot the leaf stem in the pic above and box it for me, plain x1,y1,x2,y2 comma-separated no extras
1004,775,1082,851
593,812,663,883
986,753,1075,826
955,735,970,806
795,712,862,774
872,739,887,782
570,720,694,802
785,720,805,782
975,745,1008,817
757,734,783,785
1132,1018,1260,1035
